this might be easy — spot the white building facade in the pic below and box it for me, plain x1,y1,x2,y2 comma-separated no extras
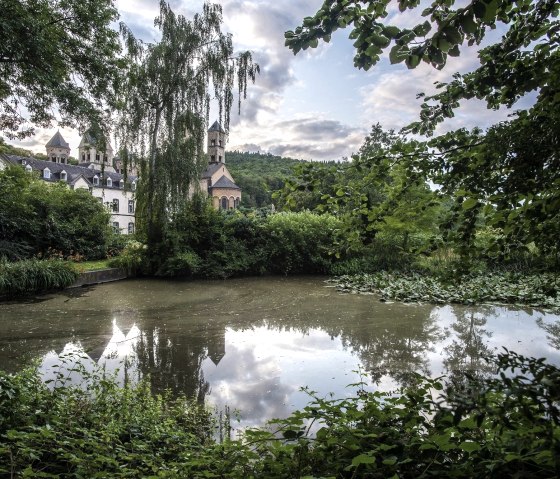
0,131,137,235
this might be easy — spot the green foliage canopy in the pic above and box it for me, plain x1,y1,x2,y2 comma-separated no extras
286,1,560,261
0,0,122,139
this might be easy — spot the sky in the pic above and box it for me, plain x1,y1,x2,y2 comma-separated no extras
13,0,535,162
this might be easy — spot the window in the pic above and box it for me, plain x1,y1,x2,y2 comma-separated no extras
119,180,124,189
82,153,85,162
87,153,91,161
25,164,32,173
112,199,119,212
131,181,136,191
218,156,222,162
106,177,112,187
211,155,215,162
93,175,99,186
43,168,51,179
103,155,108,163
211,139,216,146
219,139,222,146
220,197,228,210
234,198,240,208
128,222,135,234
112,222,120,234
128,200,134,213
51,155,57,163
60,171,67,181
96,154,100,162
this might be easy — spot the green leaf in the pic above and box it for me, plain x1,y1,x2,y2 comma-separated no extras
413,20,431,37
351,454,375,466
405,54,421,69
389,45,407,64
462,198,478,210
460,13,477,34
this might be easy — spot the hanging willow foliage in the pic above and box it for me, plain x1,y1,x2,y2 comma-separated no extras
116,1,258,258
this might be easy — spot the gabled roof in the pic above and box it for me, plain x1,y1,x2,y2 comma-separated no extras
201,162,223,179
208,121,225,133
46,131,70,149
0,154,136,190
210,175,240,190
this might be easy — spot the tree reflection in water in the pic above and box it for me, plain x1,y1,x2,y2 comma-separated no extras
134,326,214,402
443,307,496,391
536,317,560,350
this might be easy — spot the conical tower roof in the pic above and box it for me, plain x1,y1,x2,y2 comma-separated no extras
46,131,70,149
208,120,225,133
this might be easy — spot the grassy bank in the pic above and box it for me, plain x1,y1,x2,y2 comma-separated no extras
331,271,560,313
0,351,558,478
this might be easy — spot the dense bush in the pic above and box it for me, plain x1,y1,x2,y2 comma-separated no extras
263,211,343,274
0,352,558,478
152,202,346,278
0,259,78,297
0,166,111,261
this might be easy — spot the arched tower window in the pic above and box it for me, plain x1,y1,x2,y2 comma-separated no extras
220,197,228,210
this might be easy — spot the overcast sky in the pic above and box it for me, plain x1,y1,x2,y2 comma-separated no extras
14,0,535,162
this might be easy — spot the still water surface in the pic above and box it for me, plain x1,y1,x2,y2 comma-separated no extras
1,277,559,428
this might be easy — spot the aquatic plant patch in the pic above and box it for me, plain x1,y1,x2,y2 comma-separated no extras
331,271,560,312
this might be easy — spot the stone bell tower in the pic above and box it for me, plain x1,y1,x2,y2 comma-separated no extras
207,121,225,163
45,131,70,164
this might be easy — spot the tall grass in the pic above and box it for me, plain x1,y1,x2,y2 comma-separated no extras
0,259,79,297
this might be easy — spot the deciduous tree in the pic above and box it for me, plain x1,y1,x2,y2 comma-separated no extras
116,1,258,267
0,0,122,139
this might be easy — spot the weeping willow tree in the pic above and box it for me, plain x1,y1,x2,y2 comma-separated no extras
116,1,258,267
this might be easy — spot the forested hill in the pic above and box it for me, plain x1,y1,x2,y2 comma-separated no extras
225,151,306,208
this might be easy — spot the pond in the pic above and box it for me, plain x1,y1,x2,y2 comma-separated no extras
1,276,559,429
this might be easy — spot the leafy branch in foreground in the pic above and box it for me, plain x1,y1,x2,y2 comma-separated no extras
286,0,559,134
3,351,557,478
1,0,122,139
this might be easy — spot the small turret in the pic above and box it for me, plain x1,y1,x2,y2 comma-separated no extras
45,131,70,164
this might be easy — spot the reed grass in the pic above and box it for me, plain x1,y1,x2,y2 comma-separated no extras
0,259,79,297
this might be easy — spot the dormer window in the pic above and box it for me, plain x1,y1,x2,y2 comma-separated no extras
82,153,85,162
25,164,32,173
43,168,51,179
93,175,99,186
60,171,67,181
119,180,124,189
106,177,112,187
131,181,136,191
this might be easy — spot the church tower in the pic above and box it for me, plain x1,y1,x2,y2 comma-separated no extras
78,128,115,172
45,131,70,164
207,121,225,163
